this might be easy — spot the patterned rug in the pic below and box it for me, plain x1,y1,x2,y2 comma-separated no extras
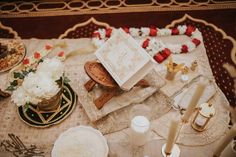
0,0,235,108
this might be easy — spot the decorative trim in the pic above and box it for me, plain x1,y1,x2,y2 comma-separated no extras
59,17,110,39
0,0,236,18
166,14,236,65
0,22,20,39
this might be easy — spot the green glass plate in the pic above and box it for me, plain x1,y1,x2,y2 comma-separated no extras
18,83,77,128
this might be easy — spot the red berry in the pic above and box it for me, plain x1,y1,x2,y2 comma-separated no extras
161,48,171,59
185,25,196,36
142,39,150,49
58,51,64,57
92,32,101,38
45,44,52,50
22,58,29,65
171,28,179,35
192,38,201,46
122,27,129,33
149,28,157,36
181,45,188,53
154,53,164,63
105,28,112,37
34,52,41,59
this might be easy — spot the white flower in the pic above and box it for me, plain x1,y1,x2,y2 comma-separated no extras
185,41,196,51
98,29,106,39
191,29,202,39
157,28,172,36
129,28,140,37
140,27,150,37
12,87,28,106
37,58,64,80
177,25,187,35
12,57,64,107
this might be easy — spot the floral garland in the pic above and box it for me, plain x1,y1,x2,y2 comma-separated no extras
22,44,66,67
92,25,202,63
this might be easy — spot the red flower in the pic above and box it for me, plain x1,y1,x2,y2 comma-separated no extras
22,58,29,65
45,44,53,50
122,27,129,33
105,28,112,37
92,32,101,38
58,51,64,57
142,38,150,49
149,27,157,36
161,48,171,59
185,25,196,36
153,53,164,63
34,52,41,59
192,38,201,46
171,28,179,35
181,45,188,53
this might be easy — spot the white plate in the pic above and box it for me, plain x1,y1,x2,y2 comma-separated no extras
52,126,109,157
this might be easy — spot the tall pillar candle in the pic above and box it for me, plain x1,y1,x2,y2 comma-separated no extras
213,124,236,157
130,116,150,146
182,82,206,122
165,119,180,155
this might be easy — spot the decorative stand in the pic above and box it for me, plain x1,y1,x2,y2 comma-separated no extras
84,61,150,109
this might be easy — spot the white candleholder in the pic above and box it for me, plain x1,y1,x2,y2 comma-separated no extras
162,144,180,157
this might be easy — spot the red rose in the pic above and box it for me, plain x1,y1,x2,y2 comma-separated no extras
22,58,29,65
92,32,101,38
45,44,52,50
171,28,179,35
181,45,188,53
192,38,201,46
149,27,157,36
142,38,150,49
34,52,41,59
58,51,64,57
153,53,164,63
161,48,171,59
122,27,129,33
105,28,112,37
185,25,196,36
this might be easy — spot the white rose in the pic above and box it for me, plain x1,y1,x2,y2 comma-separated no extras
129,28,140,37
177,25,187,35
140,27,150,37
37,58,64,80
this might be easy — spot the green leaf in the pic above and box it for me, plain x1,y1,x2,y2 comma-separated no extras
38,59,44,63
6,85,15,91
13,72,24,79
10,80,18,86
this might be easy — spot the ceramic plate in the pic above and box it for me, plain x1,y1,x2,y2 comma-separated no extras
52,126,109,157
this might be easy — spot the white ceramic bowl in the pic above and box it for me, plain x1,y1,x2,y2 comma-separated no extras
52,126,109,157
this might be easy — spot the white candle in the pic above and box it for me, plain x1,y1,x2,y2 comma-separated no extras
182,82,206,122
165,120,180,155
213,124,236,157
130,116,150,146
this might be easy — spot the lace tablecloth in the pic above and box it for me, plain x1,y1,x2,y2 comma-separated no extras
0,37,230,157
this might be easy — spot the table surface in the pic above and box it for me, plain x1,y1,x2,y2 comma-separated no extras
0,37,230,157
